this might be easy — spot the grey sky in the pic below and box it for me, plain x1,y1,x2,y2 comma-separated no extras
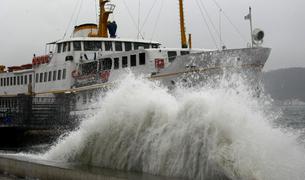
0,0,304,71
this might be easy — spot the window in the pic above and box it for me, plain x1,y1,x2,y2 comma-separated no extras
48,72,52,81
152,44,159,48
114,58,119,69
57,43,62,53
67,42,71,51
81,62,97,75
58,70,62,80
63,43,67,52
139,53,146,65
100,58,112,70
105,41,113,51
0,78,3,86
122,56,128,68
24,75,27,85
168,51,177,63
125,42,132,51
73,41,82,51
130,54,136,67
10,77,13,86
115,42,122,51
17,76,20,85
84,41,102,51
134,43,149,50
39,73,43,83
29,74,32,84
181,51,190,55
14,77,16,85
6,77,9,86
20,76,23,85
3,78,6,86
35,73,39,83
44,72,48,82
53,71,57,81
63,69,66,79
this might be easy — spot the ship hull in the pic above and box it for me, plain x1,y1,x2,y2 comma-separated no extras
152,47,271,89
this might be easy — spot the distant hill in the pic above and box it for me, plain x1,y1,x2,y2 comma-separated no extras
263,67,305,101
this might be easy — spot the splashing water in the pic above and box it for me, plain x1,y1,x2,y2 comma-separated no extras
43,73,305,180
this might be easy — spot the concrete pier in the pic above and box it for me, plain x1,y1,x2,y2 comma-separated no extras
0,154,182,180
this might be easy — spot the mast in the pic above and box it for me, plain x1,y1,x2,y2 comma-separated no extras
97,0,114,37
179,0,188,48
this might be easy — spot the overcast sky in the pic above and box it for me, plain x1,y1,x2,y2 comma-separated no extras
0,0,304,71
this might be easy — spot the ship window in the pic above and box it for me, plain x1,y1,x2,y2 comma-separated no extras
114,58,119,69
115,42,122,51
6,77,9,86
57,43,62,53
20,76,23,85
105,41,113,51
168,51,177,63
139,53,146,65
100,58,112,70
53,71,57,81
125,42,132,51
39,73,43,83
48,71,52,81
73,41,82,51
0,78,2,86
25,75,27,85
152,44,159,48
10,77,13,86
17,76,20,85
81,61,97,75
63,43,67,52
134,43,149,50
84,41,102,51
29,74,32,83
58,70,62,80
181,51,190,55
44,72,48,82
130,54,136,67
3,78,6,86
122,56,128,68
35,73,39,83
67,42,71,51
13,77,16,85
63,69,66,79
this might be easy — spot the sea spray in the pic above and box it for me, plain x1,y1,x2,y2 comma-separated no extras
43,73,305,180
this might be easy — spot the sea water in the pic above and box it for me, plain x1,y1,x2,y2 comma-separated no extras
35,73,305,180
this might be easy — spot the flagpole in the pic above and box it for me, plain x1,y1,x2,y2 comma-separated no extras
249,7,253,47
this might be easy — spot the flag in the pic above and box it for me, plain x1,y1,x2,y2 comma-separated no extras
244,13,251,20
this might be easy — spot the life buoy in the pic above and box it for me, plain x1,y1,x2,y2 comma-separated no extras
71,70,80,78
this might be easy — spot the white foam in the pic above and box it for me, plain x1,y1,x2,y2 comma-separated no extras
43,73,305,180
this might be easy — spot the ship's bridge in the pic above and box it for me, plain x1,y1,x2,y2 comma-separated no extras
56,37,161,53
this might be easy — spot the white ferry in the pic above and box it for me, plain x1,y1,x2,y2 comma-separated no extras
0,0,270,119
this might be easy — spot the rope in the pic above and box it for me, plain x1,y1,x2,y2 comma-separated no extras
210,0,247,43
122,0,144,39
75,0,84,26
94,0,98,24
195,0,219,49
137,0,141,39
62,0,81,39
150,0,164,42
140,0,158,34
